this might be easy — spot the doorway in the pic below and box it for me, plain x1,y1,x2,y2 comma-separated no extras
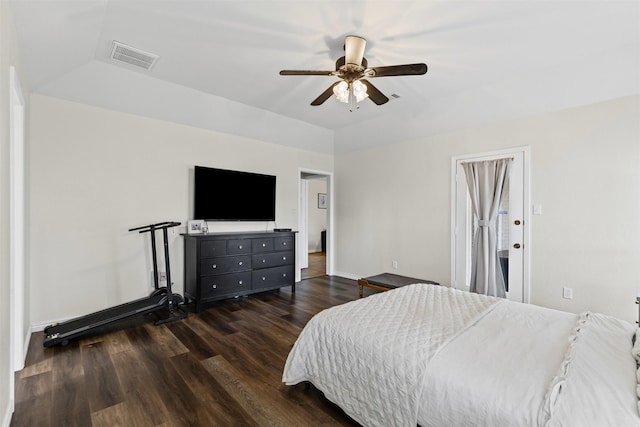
298,169,332,281
451,147,530,303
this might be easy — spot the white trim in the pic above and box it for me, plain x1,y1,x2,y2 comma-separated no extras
298,168,334,280
451,146,531,303
31,323,51,333
22,330,31,361
31,313,79,333
298,180,309,270
2,399,13,427
9,67,26,427
332,271,360,281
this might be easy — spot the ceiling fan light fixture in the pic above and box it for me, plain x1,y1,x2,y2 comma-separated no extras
352,80,369,102
333,81,349,103
333,80,368,111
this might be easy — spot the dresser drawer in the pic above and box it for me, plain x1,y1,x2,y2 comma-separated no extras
252,266,293,290
252,237,274,252
252,251,293,269
274,235,293,251
201,272,251,298
228,239,251,255
200,255,251,276
200,240,227,258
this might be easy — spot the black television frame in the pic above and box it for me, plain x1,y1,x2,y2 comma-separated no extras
193,166,276,222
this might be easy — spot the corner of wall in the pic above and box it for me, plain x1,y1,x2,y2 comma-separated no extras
1,399,13,427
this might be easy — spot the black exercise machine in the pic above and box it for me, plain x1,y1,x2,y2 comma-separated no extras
43,221,187,347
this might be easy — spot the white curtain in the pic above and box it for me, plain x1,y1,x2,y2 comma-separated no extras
462,158,512,298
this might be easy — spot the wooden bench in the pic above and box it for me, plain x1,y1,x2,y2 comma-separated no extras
357,273,440,298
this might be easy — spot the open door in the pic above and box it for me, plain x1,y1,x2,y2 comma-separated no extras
452,147,530,303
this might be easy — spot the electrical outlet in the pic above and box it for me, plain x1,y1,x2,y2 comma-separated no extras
562,287,573,299
392,260,398,270
150,271,167,288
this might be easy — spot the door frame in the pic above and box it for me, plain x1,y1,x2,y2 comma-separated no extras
450,146,531,303
298,168,333,281
9,66,27,410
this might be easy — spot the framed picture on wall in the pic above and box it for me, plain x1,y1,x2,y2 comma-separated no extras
318,193,327,209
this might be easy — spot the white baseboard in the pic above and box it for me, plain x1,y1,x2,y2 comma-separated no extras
23,329,30,354
20,329,31,368
1,398,13,427
12,329,32,372
31,323,47,333
332,271,360,281
31,315,74,333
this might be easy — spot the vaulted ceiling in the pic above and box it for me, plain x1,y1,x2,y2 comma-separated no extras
9,0,640,153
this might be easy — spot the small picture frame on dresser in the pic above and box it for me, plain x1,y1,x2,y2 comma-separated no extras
187,219,206,234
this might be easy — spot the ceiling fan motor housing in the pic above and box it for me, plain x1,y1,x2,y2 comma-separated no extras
335,56,368,82
344,35,367,67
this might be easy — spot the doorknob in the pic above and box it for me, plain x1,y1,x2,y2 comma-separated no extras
513,243,521,249
514,220,521,225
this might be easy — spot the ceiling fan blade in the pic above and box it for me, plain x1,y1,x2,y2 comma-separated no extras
360,80,389,105
280,70,334,76
369,63,427,77
345,35,366,66
311,82,340,106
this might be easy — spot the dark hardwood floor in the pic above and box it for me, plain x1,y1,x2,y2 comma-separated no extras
12,276,375,427
301,252,326,280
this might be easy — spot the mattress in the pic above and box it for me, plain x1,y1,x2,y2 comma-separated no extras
419,300,640,426
283,283,640,427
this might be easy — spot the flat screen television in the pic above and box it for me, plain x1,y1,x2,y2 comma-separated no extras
194,166,276,221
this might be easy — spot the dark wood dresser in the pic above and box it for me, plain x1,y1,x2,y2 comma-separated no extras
183,231,296,312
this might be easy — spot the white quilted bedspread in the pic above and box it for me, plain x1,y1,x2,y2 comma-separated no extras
282,283,502,427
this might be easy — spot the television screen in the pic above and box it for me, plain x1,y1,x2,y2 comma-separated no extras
194,166,276,221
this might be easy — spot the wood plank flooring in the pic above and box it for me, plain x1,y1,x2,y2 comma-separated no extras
301,252,326,280
12,276,376,427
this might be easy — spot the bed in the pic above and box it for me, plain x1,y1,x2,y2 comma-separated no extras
282,283,640,427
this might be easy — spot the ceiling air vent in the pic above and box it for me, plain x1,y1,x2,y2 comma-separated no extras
109,41,159,70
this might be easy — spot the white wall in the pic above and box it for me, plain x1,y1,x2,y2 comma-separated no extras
29,94,333,326
307,178,327,252
38,59,335,155
335,95,640,323
1,3,30,426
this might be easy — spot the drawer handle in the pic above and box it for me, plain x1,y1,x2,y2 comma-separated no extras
282,242,287,246
262,259,266,263
238,245,243,249
212,264,217,269
212,284,217,289
238,280,243,285
282,273,287,278
238,261,243,266
262,276,266,281
282,256,287,261
262,243,266,247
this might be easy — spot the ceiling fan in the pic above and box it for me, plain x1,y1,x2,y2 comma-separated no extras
280,35,427,111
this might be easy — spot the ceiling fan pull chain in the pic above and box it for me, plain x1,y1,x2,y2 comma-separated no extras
349,84,358,112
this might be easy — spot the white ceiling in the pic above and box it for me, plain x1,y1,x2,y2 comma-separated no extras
9,0,640,153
